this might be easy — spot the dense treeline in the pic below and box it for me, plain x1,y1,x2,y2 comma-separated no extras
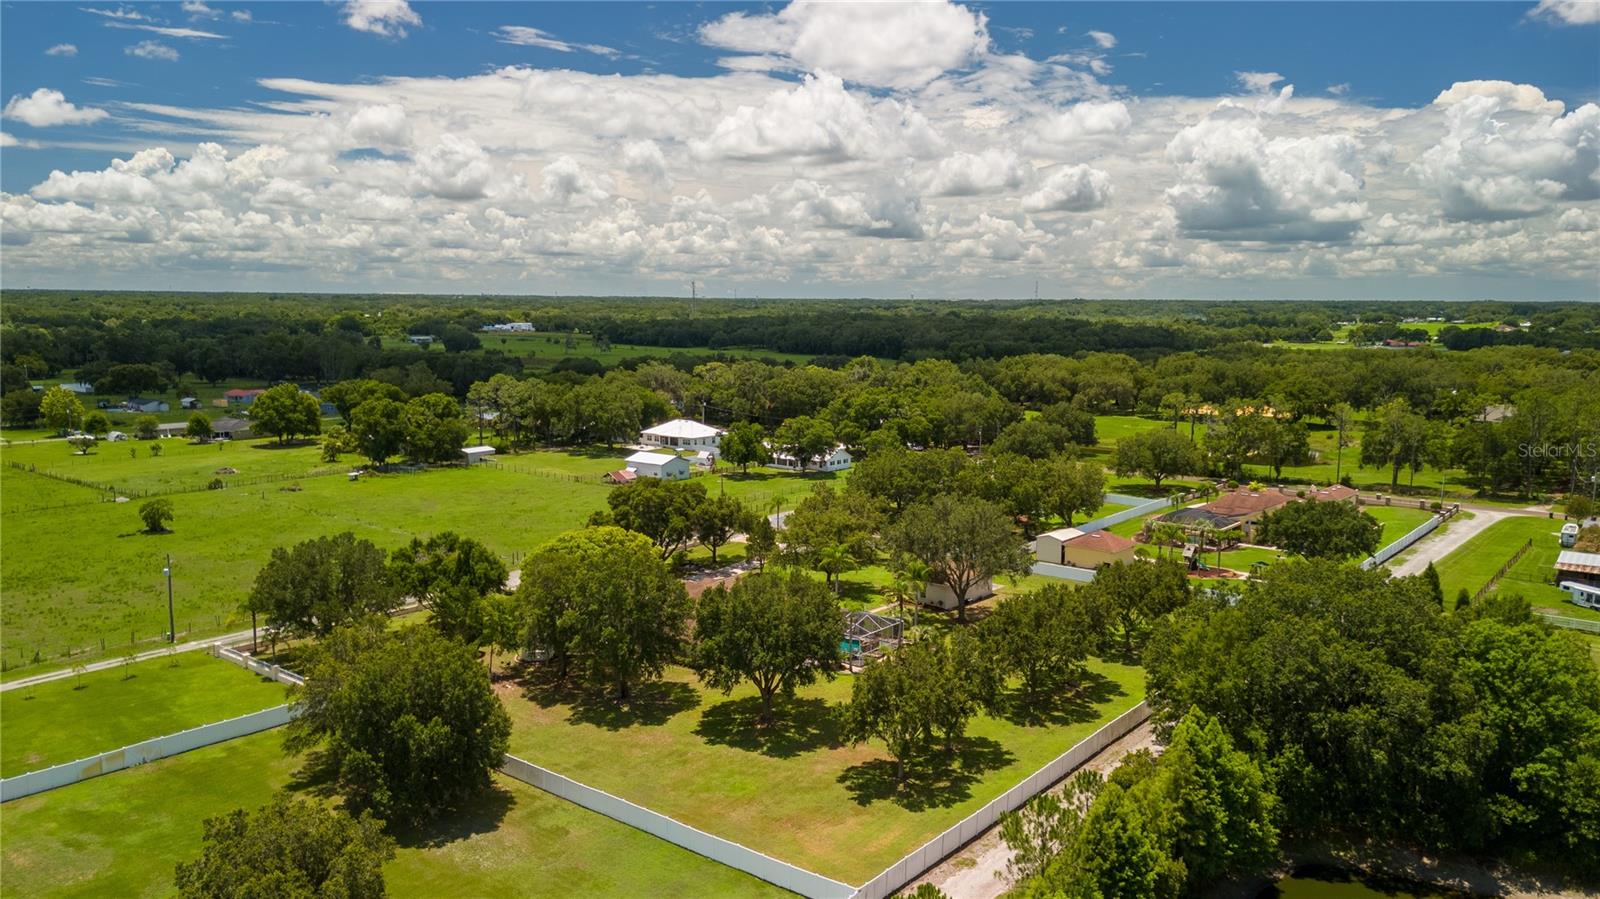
4,293,1598,374
5,294,1597,497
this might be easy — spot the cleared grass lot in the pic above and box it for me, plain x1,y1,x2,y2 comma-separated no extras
0,652,286,777
0,729,792,899
501,659,1145,884
1431,515,1574,609
0,441,861,675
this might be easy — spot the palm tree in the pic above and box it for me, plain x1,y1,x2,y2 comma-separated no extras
818,543,853,594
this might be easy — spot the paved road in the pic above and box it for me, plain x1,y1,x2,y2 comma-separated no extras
0,627,256,693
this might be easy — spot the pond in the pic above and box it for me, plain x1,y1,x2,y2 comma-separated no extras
1259,865,1472,899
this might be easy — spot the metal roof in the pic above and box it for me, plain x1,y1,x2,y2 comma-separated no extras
641,418,721,439
1555,550,1600,575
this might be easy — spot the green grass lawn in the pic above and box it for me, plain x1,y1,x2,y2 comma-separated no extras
0,729,791,899
3,436,343,497
1432,515,1570,608
1362,504,1436,547
0,457,612,674
0,652,287,777
501,658,1145,884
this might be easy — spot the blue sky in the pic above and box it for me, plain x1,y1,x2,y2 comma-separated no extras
2,1,1597,299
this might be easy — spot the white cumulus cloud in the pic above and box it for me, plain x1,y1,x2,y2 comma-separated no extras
1529,0,1600,25
1087,30,1117,49
3,88,110,127
1022,164,1112,212
343,0,420,38
1413,82,1600,221
45,43,79,57
1165,108,1368,241
922,149,1028,197
700,0,990,89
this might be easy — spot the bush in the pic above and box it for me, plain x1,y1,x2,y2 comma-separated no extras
207,477,225,490
138,498,174,533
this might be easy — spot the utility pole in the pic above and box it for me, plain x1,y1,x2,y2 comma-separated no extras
690,280,698,300
163,555,175,644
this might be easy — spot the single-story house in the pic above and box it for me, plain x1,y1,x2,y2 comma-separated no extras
154,422,188,438
60,382,94,394
1066,530,1138,569
770,444,854,472
225,388,266,406
924,578,994,611
407,335,435,346
1195,488,1292,539
124,397,170,413
1554,550,1600,592
209,417,253,440
624,450,690,481
462,445,496,464
605,469,639,485
482,322,535,332
640,418,724,455
1306,484,1358,503
1036,527,1139,568
180,396,202,410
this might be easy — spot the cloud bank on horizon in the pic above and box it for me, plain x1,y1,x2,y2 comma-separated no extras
1,0,1597,300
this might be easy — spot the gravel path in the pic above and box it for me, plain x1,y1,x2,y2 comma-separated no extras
900,720,1159,899
1387,508,1511,578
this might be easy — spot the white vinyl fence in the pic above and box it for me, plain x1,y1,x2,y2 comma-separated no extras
0,704,293,802
1031,561,1098,583
498,755,857,899
849,700,1151,899
210,643,304,686
1360,511,1447,570
1077,496,1177,535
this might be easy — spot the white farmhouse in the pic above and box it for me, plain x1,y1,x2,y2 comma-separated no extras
769,444,854,472
625,450,691,481
640,418,724,456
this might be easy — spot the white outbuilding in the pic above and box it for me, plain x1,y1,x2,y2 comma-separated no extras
640,418,724,456
625,450,691,481
461,445,497,464
923,578,995,611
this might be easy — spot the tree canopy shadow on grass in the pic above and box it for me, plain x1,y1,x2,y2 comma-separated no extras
692,695,842,758
515,666,700,730
836,736,1014,812
282,748,512,849
994,668,1124,728
389,784,515,850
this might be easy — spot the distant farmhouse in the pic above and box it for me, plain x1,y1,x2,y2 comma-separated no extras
640,419,723,456
769,444,854,472
482,322,536,333
225,388,266,406
123,396,169,413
